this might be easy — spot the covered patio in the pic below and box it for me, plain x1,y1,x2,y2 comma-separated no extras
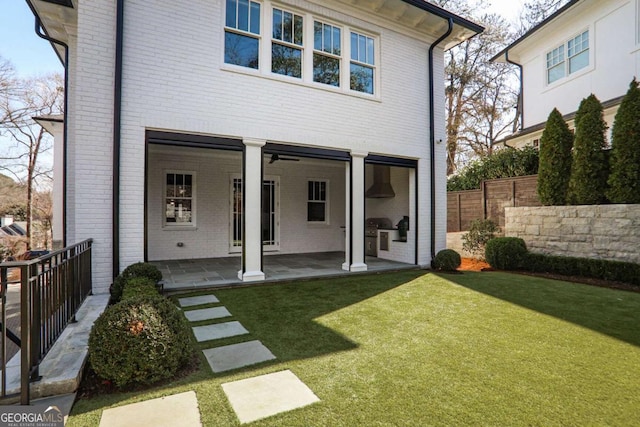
153,252,417,291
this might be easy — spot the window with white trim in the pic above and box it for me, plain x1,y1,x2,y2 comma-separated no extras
546,30,589,85
224,0,261,69
307,180,328,223
313,21,341,87
272,8,304,78
350,31,375,94
165,171,195,226
567,30,589,73
546,45,565,84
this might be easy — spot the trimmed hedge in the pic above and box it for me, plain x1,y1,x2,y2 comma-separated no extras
485,240,640,287
485,237,527,270
537,108,574,205
111,262,163,303
121,277,160,301
433,249,461,271
523,253,640,286
89,295,194,388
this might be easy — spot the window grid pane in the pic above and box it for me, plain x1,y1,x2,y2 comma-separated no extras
273,8,303,46
165,173,194,224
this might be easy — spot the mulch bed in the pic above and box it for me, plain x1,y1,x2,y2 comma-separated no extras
457,258,639,294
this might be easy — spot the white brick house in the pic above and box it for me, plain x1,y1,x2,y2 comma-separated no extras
27,0,481,293
493,0,640,148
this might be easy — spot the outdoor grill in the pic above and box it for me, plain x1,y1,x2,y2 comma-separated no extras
365,217,393,257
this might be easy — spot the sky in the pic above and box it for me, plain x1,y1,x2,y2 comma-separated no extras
0,0,525,78
0,1,63,77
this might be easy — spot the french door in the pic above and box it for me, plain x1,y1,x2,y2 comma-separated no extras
230,175,279,252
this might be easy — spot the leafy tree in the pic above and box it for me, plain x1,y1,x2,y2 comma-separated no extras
567,94,608,204
447,146,539,191
537,108,573,205
431,1,519,174
607,79,640,203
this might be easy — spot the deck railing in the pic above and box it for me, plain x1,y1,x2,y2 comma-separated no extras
0,239,93,404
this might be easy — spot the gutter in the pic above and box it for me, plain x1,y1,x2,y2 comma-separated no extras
428,18,453,264
505,50,524,134
31,14,68,248
113,0,124,278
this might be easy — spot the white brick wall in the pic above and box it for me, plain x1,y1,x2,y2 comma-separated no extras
68,0,116,294
68,0,450,278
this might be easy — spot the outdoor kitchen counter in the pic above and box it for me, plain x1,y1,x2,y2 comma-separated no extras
376,229,414,264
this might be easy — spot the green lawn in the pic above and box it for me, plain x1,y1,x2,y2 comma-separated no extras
68,271,640,426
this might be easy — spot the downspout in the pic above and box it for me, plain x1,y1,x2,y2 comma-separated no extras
33,16,68,248
428,18,453,264
505,50,524,133
113,0,124,278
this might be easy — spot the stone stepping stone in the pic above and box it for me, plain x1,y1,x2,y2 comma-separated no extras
178,294,219,307
192,321,248,342
203,340,276,373
99,391,201,427
184,306,231,322
222,370,320,424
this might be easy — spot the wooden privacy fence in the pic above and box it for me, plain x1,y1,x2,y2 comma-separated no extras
447,175,540,232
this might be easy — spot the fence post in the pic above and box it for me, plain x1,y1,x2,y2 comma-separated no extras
20,264,30,405
481,181,487,220
512,180,516,207
457,193,462,232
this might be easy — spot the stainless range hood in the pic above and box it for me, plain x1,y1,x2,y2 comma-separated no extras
366,165,395,198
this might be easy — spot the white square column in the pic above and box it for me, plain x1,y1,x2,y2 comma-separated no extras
238,138,266,282
342,161,351,271
349,150,368,272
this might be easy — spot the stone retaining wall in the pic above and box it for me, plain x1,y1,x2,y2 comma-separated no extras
505,205,640,264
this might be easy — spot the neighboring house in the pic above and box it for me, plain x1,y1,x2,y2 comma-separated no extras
27,0,482,294
492,0,638,149
0,217,27,238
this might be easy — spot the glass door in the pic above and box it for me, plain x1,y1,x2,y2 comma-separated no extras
230,175,279,252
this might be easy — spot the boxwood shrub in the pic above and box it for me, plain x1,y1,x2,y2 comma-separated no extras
485,237,528,270
121,276,160,301
433,249,461,272
89,295,194,388
110,262,163,303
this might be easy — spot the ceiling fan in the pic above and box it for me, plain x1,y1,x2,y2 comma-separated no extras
268,154,300,164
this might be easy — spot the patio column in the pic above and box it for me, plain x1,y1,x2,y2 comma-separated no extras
238,137,266,282
348,150,368,272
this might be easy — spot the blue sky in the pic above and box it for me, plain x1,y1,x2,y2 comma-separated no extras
0,1,62,77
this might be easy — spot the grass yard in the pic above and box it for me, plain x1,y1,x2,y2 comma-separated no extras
68,271,640,426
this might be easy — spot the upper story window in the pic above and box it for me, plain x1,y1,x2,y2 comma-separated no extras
546,30,589,85
222,2,380,98
567,31,589,73
272,8,304,78
225,0,261,69
350,31,375,94
313,21,341,87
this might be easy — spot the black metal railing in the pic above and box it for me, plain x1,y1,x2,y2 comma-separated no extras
0,239,93,404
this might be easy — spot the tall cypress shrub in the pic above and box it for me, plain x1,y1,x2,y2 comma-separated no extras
567,94,609,204
607,79,640,203
537,108,574,205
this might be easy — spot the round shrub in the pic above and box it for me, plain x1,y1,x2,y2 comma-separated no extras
433,249,462,271
122,277,160,301
89,295,194,388
110,262,163,303
485,237,528,270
